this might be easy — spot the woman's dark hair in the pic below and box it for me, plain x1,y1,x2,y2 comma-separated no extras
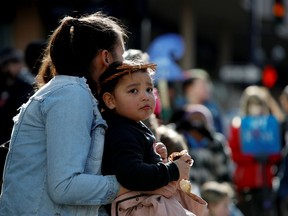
35,12,127,93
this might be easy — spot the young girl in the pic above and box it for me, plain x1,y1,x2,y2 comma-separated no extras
98,60,207,216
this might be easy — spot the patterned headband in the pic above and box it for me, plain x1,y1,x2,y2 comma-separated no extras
100,62,157,86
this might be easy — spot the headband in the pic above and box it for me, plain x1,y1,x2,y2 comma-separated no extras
100,62,157,86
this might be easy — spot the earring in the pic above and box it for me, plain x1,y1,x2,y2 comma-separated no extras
108,104,114,110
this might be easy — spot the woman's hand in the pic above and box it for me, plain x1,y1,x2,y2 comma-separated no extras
154,142,168,163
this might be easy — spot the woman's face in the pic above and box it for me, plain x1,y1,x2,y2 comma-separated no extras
111,38,125,63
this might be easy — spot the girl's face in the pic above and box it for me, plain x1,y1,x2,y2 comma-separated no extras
209,197,230,216
110,71,156,122
247,103,263,116
247,98,265,116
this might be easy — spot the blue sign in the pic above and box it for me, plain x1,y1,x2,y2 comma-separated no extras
147,33,185,81
240,115,281,155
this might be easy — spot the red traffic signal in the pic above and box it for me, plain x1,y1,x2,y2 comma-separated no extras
262,65,278,88
273,1,285,18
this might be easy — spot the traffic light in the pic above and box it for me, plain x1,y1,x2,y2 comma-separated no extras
273,0,285,25
262,64,278,88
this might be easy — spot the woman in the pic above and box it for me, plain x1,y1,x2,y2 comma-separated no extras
0,11,128,215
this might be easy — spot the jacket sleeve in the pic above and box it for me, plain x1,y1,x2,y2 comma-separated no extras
45,84,119,205
228,117,255,164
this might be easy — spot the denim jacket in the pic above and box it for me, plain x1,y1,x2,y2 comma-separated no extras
0,76,119,216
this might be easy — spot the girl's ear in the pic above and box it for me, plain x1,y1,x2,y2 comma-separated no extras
103,92,116,110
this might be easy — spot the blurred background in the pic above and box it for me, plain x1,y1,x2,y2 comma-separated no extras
1,0,288,132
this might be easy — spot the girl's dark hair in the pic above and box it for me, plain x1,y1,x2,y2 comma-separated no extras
36,12,127,93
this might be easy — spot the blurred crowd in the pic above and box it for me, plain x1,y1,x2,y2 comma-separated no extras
1,44,288,216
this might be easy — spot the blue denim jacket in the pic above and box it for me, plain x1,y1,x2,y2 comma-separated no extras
0,76,119,216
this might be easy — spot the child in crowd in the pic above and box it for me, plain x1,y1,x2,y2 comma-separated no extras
200,181,234,216
228,85,282,216
98,60,207,216
181,69,224,134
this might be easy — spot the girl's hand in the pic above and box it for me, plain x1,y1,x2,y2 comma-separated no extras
154,142,168,163
170,150,193,180
169,150,194,166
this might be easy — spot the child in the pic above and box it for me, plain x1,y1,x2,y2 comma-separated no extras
98,61,207,216
200,181,234,216
228,85,282,216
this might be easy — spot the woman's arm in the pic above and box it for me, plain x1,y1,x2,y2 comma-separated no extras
46,85,119,205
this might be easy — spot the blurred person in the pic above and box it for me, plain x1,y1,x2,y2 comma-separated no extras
201,181,243,216
227,85,283,216
157,124,189,156
99,60,207,216
24,39,47,76
0,47,34,170
0,11,130,215
181,69,224,134
0,47,35,86
123,48,150,63
173,104,233,187
276,153,288,216
276,85,288,216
